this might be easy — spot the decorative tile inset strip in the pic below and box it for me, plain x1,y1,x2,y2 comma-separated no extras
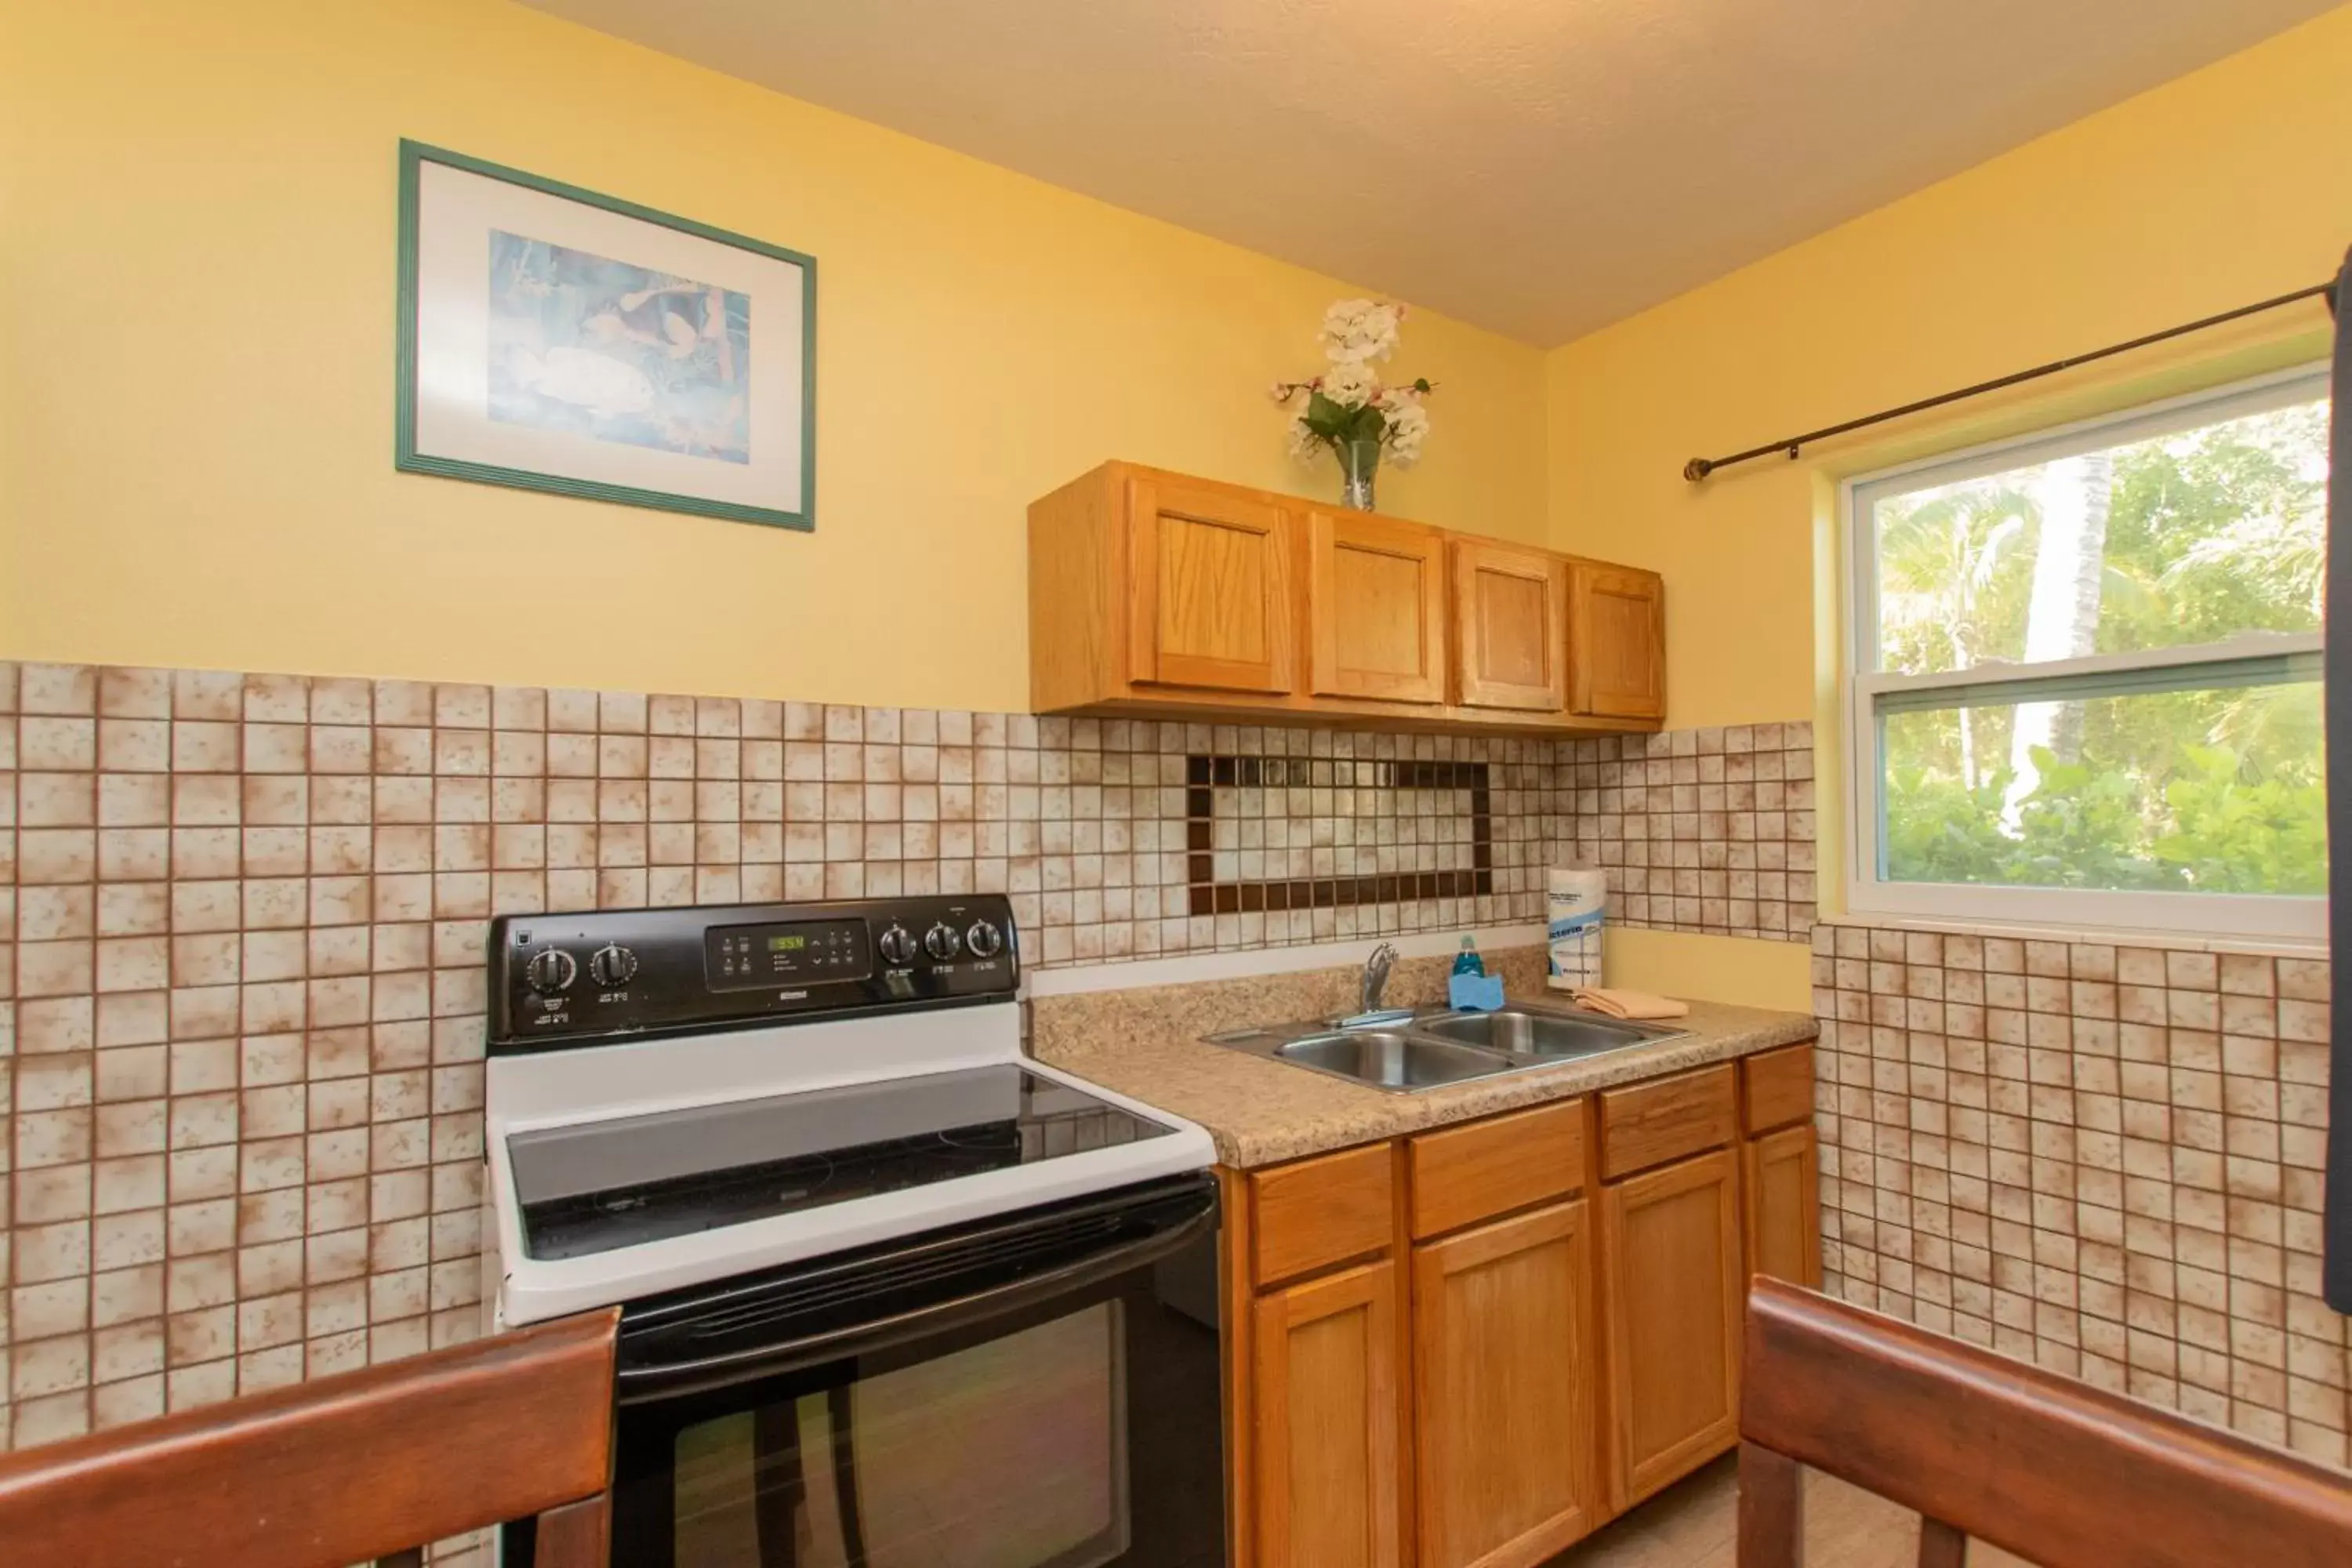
1182,753,1494,918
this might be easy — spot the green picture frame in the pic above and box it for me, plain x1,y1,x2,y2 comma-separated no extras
395,139,817,531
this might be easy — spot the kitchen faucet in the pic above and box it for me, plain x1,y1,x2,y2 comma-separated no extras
1359,942,1398,1015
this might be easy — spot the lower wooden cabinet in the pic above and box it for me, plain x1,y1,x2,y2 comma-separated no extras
1744,1122,1823,1289
1251,1258,1403,1568
1599,1148,1744,1509
1412,1200,1597,1568
1231,1042,1818,1566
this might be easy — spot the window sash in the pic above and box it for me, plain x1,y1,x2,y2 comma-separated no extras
1849,364,2332,679
1840,364,2331,943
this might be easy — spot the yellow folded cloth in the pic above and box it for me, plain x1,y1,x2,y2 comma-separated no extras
1569,986,1690,1021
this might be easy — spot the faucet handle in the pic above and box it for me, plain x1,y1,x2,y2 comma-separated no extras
1362,941,1399,1011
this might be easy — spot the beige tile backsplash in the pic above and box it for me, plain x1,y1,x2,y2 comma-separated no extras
6,652,2336,1489
0,658,1592,1450
1813,921,2350,1466
1563,726,1817,943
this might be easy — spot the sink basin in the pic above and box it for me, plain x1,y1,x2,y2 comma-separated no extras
1416,1007,1666,1059
1273,1031,1512,1089
1207,1001,1686,1093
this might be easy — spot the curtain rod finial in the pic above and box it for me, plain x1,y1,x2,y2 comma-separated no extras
1682,457,1713,482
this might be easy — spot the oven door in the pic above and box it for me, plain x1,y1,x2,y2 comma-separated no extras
507,1174,1224,1568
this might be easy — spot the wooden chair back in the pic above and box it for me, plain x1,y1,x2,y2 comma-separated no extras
0,1308,619,1568
1736,1278,2352,1568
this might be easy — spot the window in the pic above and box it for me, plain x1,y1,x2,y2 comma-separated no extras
1844,366,2330,940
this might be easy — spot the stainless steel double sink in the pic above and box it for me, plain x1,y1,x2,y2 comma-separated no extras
1205,1000,1686,1093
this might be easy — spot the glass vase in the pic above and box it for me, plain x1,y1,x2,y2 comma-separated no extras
1335,438,1381,512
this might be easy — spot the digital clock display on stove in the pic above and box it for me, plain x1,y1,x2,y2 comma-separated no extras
706,919,871,990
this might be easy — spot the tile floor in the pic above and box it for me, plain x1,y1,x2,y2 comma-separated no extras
1552,1455,2038,1567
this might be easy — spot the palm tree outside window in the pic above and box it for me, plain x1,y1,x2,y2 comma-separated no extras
1842,365,2330,941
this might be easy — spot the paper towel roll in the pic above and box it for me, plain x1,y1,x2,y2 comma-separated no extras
1547,867,1606,990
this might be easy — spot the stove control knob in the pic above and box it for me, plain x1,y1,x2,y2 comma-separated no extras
924,922,961,960
965,920,1004,959
877,924,916,966
589,944,637,987
524,948,577,994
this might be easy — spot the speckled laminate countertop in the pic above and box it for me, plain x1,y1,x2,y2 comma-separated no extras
1027,947,1817,1168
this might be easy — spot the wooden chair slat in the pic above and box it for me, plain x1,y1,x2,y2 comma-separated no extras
1916,1518,1966,1568
0,1308,618,1568
1735,1439,1804,1568
1736,1279,2352,1568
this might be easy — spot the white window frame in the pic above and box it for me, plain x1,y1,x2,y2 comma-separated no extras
1841,363,2331,942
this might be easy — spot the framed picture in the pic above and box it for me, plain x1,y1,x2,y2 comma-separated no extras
396,140,815,530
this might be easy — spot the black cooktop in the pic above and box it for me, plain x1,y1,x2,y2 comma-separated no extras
508,1065,1178,1260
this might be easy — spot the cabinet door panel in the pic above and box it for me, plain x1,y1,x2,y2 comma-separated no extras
1127,478,1296,693
1254,1259,1403,1568
1414,1201,1597,1568
1744,1123,1822,1290
1600,1148,1742,1509
1308,512,1446,703
1452,542,1568,712
1570,564,1665,720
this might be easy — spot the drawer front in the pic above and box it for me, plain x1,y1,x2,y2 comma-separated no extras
1599,1065,1737,1181
1407,1098,1585,1240
1252,1143,1396,1287
1741,1044,1815,1135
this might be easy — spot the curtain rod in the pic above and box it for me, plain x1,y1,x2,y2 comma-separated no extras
1681,280,2339,482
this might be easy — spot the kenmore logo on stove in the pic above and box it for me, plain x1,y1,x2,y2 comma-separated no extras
778,989,808,1001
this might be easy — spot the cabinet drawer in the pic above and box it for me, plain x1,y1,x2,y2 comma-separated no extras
1599,1065,1736,1181
1252,1144,1396,1287
1741,1044,1814,1134
1406,1099,1584,1240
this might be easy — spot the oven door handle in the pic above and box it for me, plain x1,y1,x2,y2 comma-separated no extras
613,1180,1216,1403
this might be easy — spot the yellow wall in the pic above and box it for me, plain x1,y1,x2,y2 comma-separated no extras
1603,928,1813,1012
0,0,1548,711
1546,4,2352,1000
1545,3,2352,734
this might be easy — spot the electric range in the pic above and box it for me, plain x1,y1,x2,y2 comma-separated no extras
483,895,1225,1567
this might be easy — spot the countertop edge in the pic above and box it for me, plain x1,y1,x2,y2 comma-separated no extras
1033,997,1820,1170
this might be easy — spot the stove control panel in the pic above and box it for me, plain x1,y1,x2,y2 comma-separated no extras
486,895,1019,1053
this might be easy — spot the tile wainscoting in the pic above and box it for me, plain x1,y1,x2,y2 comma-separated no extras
9,651,2337,1494
1563,724,1817,943
0,654,1814,1457
1813,920,2350,1465
0,657,1601,1454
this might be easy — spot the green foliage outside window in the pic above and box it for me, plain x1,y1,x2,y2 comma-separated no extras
1873,398,2328,897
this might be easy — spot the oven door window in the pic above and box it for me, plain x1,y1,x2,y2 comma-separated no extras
670,1303,1129,1568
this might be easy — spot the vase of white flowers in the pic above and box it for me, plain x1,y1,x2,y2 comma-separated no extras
1334,438,1382,512
1270,299,1433,512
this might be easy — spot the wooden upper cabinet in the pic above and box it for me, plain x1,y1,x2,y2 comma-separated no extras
1027,462,1663,733
1306,510,1446,704
1599,1148,1743,1510
1127,474,1296,694
1452,540,1569,713
1413,1201,1599,1568
1253,1258,1404,1568
1569,563,1665,720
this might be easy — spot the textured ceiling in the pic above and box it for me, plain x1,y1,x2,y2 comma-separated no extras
523,0,2337,346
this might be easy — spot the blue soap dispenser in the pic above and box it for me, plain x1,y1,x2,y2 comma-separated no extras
1447,935,1504,1011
